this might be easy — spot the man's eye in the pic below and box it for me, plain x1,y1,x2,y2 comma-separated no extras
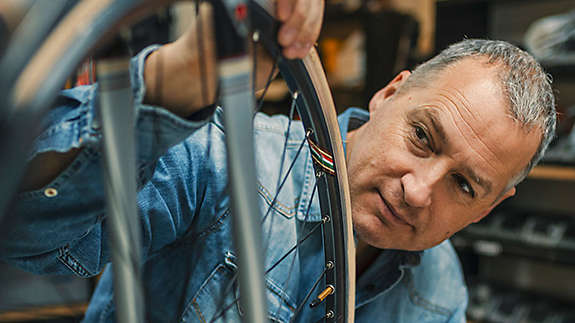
414,125,430,147
453,174,475,198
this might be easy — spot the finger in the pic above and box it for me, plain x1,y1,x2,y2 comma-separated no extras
282,0,323,59
278,0,307,47
276,0,294,22
283,42,313,59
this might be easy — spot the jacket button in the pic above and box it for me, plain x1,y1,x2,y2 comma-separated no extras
44,188,58,197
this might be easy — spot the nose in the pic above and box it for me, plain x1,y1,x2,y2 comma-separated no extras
401,173,432,207
400,170,439,208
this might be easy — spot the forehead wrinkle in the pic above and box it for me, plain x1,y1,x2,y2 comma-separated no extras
431,89,506,196
415,103,496,197
435,88,505,170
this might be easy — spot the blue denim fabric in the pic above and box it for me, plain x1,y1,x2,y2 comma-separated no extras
0,46,468,323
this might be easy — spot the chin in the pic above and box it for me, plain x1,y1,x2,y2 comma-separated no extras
352,213,430,251
352,212,394,249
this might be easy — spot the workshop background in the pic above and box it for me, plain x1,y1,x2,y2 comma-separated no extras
1,0,575,322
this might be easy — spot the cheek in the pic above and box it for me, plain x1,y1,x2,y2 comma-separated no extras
349,137,396,181
347,118,411,189
426,202,482,239
376,133,413,176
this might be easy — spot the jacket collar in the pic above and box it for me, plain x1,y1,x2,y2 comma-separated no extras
296,108,369,222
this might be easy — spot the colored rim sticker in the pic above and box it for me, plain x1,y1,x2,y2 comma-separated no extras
307,137,335,175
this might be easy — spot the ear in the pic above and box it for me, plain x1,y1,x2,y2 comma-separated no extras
472,187,516,223
369,70,411,113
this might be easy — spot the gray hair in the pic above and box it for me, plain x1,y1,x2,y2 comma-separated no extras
400,39,556,188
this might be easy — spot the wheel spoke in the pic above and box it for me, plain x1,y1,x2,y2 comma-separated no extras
265,220,322,275
208,184,320,320
208,294,241,323
262,92,298,248
209,219,324,323
260,131,309,225
254,57,278,114
277,92,298,185
252,30,258,103
265,184,318,275
196,0,209,107
289,263,330,323
271,182,317,319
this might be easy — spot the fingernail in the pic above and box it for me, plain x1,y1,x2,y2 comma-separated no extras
280,27,297,45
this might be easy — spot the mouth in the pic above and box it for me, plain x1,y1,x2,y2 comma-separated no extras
376,190,413,228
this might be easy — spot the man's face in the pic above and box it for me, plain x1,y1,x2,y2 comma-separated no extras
346,58,541,251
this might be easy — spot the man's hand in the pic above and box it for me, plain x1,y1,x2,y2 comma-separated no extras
144,0,325,117
144,3,216,117
277,0,324,59
22,0,326,191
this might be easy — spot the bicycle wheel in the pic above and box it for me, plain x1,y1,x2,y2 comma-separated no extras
2,0,355,322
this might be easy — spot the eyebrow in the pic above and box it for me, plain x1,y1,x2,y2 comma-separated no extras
409,108,448,146
409,108,493,197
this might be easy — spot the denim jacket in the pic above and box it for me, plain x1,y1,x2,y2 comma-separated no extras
0,46,468,323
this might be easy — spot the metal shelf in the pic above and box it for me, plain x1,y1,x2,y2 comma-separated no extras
528,165,575,181
0,303,87,322
454,209,575,265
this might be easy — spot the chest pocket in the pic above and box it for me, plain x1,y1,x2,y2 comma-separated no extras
258,181,299,219
254,129,311,221
180,252,295,323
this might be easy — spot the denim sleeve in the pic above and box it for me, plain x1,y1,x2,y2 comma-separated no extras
446,291,468,323
0,45,213,277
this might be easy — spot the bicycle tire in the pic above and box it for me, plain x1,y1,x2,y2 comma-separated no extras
4,0,355,322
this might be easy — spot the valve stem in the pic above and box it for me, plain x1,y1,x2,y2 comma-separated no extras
310,285,335,308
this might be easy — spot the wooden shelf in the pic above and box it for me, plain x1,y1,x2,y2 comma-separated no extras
528,165,575,181
0,303,87,322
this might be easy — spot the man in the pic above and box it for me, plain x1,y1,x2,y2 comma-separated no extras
0,2,555,323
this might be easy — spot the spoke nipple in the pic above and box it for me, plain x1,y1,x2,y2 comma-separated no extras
292,91,299,100
310,285,334,308
306,129,313,137
326,310,334,319
322,215,330,223
326,261,334,270
253,30,260,42
316,170,324,178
